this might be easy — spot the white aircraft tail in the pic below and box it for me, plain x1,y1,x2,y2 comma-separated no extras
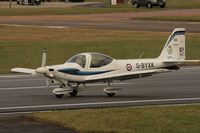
158,28,185,61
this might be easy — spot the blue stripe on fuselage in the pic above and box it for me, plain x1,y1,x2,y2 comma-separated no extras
58,68,114,76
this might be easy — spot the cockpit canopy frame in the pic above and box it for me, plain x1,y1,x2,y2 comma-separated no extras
67,53,114,69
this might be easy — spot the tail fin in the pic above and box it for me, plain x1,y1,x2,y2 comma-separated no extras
158,28,185,61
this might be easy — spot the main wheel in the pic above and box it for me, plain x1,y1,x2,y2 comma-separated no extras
107,93,116,97
160,5,165,8
55,94,64,98
35,1,41,5
69,89,78,97
147,2,152,8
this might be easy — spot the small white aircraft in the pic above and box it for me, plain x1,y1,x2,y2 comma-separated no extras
12,28,199,98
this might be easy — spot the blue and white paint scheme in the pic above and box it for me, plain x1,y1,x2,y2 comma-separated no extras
11,28,200,98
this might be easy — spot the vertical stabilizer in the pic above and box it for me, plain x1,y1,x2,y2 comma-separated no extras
158,28,185,61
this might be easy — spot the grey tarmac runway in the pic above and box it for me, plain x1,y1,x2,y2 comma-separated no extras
1,19,199,33
0,9,200,32
0,67,200,114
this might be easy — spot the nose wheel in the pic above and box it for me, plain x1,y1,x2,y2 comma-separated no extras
106,93,116,97
55,94,64,98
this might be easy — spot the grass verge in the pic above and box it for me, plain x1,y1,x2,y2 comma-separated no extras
0,26,200,74
136,16,200,22
0,0,199,16
166,0,200,9
0,7,121,16
30,104,200,133
0,6,150,16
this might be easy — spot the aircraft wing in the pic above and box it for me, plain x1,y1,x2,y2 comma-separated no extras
11,68,36,75
84,69,170,83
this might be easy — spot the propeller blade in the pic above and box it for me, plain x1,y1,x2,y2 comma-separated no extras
11,68,37,75
42,48,47,67
11,49,47,76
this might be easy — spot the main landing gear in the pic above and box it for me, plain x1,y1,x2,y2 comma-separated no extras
52,82,122,98
68,86,78,97
103,81,122,97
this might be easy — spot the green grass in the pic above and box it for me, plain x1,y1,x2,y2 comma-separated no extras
0,7,113,16
0,0,199,16
30,105,200,133
0,26,200,74
0,6,148,16
0,7,126,16
136,16,200,22
167,0,200,9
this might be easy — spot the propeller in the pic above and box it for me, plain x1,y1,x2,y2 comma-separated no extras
35,48,47,74
12,48,52,89
41,49,46,67
36,48,51,89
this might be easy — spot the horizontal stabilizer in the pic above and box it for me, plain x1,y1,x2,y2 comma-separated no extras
11,68,36,75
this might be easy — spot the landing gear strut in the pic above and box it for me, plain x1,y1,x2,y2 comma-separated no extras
69,87,78,96
68,83,79,97
106,81,115,97
103,81,122,97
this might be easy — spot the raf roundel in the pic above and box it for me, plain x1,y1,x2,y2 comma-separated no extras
167,45,173,55
126,64,132,71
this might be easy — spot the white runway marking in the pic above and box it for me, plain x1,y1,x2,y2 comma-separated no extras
0,82,132,91
189,22,200,25
0,24,68,29
0,78,44,82
0,86,49,91
0,75,32,78
0,97,200,111
1,103,200,115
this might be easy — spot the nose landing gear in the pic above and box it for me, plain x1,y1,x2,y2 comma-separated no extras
52,83,80,98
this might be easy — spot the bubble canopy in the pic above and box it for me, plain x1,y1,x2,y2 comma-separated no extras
67,53,114,68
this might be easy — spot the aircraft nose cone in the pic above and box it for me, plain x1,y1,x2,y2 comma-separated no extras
36,67,46,74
